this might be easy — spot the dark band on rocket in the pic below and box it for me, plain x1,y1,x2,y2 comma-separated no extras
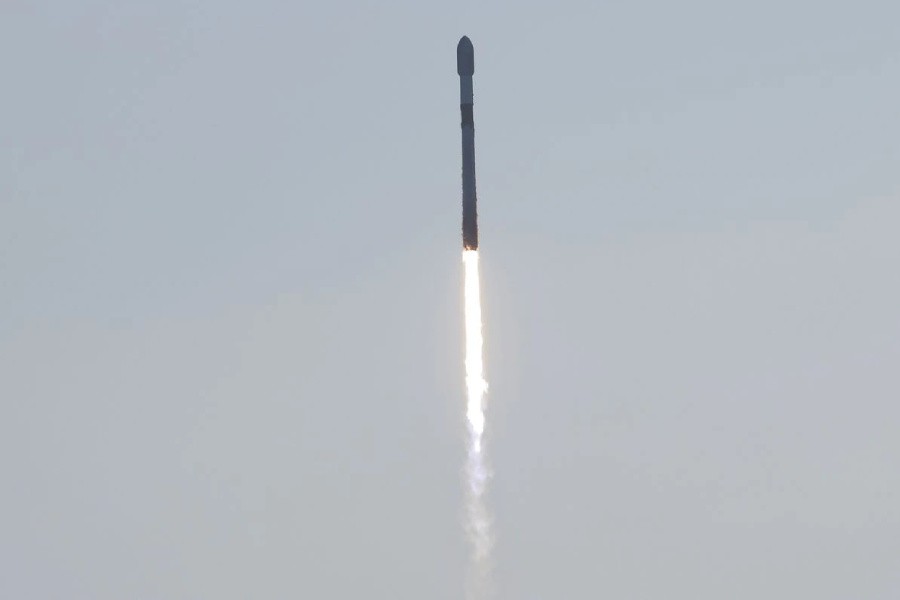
461,104,474,126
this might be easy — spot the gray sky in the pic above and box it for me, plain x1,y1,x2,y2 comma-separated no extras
2,1,899,598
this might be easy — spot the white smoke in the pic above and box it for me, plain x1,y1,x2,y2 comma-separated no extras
463,250,493,599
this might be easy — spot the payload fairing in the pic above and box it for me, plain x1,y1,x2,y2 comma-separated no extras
457,36,478,250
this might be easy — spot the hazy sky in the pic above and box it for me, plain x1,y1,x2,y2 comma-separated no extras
3,1,900,598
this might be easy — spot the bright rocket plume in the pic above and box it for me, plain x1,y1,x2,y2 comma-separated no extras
463,249,492,599
464,250,487,440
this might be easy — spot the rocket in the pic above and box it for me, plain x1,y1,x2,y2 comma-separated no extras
457,36,478,250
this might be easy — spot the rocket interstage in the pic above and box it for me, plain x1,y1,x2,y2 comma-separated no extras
458,36,478,251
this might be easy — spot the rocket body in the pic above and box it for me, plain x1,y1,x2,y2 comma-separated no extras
457,36,478,250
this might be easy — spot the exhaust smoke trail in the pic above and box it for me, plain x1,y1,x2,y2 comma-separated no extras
463,249,492,599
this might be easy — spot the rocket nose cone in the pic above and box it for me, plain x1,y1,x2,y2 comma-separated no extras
457,36,474,76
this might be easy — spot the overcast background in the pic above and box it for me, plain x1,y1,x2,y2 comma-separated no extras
3,1,900,598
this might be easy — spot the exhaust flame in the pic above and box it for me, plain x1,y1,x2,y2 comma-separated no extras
463,249,492,599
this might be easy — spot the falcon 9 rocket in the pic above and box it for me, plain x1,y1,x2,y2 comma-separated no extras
457,36,478,250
